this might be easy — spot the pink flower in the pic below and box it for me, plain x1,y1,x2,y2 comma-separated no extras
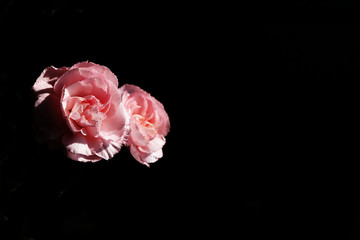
32,61,130,162
119,84,170,166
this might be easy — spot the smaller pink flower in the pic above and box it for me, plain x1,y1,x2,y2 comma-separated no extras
119,84,170,166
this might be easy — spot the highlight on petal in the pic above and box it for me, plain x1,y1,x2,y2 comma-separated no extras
62,132,93,157
32,66,69,92
33,66,69,107
138,136,165,154
129,144,163,167
67,152,102,163
92,135,123,160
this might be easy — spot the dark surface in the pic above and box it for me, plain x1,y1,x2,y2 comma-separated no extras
0,1,254,239
263,23,356,239
0,1,357,240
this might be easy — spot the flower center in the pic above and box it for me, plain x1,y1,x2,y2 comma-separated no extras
133,114,153,128
67,96,106,131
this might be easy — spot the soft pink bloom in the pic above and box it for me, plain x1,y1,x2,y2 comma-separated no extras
119,84,170,166
33,61,130,162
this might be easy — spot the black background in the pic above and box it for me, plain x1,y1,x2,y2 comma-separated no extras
0,1,358,240
0,1,248,239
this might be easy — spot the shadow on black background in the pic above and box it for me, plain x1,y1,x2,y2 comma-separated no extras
0,1,358,239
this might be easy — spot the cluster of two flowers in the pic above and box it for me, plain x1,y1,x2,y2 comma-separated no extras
32,61,170,166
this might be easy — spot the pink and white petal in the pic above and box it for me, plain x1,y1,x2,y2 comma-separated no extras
67,152,102,163
34,92,51,108
62,132,93,156
81,125,129,161
32,66,69,93
137,121,157,140
108,82,122,107
138,136,165,154
88,134,122,160
84,125,100,138
129,144,148,166
118,84,129,101
33,66,69,106
129,144,163,167
61,94,76,117
67,118,82,133
141,148,163,164
54,68,92,95
119,84,149,97
156,106,170,136
69,111,81,121
65,77,109,103
69,61,94,70
130,92,147,115
70,61,118,87
119,83,170,137
94,140,121,160
101,102,129,133
91,64,118,88
129,123,149,146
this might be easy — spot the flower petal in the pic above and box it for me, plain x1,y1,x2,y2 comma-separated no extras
142,148,163,163
138,136,165,154
100,85,128,133
70,61,118,87
67,152,102,163
65,77,109,104
62,132,92,156
88,128,130,160
129,144,163,167
33,66,69,107
53,68,92,95
93,139,121,160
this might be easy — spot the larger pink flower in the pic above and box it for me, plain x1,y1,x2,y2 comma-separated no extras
32,61,130,162
119,84,170,166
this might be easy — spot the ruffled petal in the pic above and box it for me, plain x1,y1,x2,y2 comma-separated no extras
67,152,102,163
34,62,127,162
129,144,163,167
32,66,69,93
138,136,165,154
70,61,118,87
64,77,109,104
53,68,92,95
62,132,93,156
32,66,69,107
92,138,122,160
88,127,130,160
100,85,128,133
128,122,148,146
142,148,163,164
93,104,131,159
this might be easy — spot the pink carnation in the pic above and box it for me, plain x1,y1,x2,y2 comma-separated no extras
32,61,130,162
119,84,170,166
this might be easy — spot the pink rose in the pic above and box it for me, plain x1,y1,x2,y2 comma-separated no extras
119,84,170,166
32,61,130,162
